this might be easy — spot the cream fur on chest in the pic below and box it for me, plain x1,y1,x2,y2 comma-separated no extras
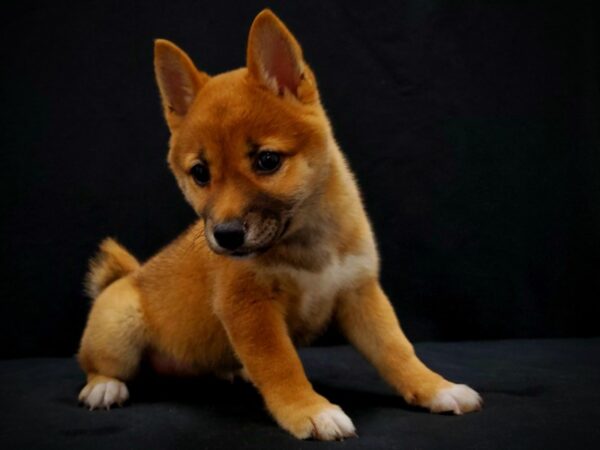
268,248,378,336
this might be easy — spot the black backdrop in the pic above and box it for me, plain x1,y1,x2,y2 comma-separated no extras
1,1,598,358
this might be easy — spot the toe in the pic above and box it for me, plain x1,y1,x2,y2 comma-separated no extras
117,383,129,406
102,381,121,408
78,384,92,403
86,383,107,410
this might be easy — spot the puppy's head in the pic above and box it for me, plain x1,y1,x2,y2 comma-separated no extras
154,10,332,257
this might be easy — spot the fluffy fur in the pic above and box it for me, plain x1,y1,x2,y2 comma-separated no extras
77,9,482,440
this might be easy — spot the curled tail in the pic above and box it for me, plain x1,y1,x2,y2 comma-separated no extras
84,238,140,298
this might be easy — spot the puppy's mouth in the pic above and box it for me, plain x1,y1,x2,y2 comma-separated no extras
209,245,264,259
206,217,292,259
229,250,257,259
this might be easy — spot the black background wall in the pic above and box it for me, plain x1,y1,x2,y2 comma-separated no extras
1,0,598,358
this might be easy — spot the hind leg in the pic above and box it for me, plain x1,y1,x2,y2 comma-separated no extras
77,276,146,409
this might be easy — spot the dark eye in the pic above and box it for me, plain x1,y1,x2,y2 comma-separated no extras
254,151,282,174
190,163,210,186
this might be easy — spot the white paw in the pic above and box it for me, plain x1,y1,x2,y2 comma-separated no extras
310,406,356,441
428,384,483,415
79,379,129,410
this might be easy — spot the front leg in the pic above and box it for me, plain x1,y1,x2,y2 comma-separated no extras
216,270,356,440
336,279,482,414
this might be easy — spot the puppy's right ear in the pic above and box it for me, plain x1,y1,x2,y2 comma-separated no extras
154,39,209,131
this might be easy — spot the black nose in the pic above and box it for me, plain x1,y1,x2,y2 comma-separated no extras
213,220,245,251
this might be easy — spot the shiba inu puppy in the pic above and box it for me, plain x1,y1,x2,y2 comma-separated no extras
77,9,482,440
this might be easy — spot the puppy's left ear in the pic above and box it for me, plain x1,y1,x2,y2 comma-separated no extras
154,39,210,131
246,9,317,103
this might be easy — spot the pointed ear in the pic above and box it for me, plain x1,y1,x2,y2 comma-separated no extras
154,39,209,131
246,9,317,102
